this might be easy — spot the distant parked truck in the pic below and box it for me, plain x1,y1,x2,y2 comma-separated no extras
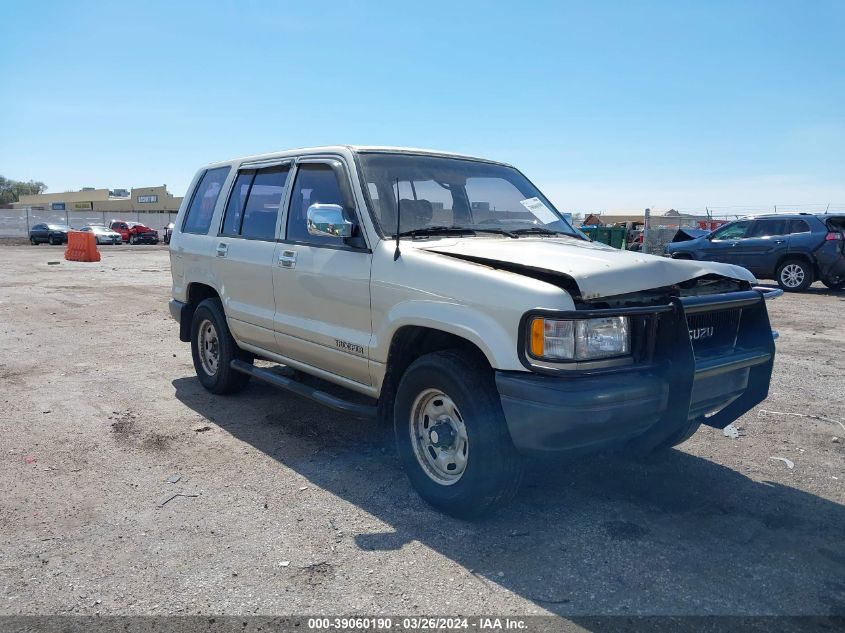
109,220,159,245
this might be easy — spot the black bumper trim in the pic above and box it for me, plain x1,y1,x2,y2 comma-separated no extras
499,290,776,455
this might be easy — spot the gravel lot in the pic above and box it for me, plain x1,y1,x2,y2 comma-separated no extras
0,245,843,619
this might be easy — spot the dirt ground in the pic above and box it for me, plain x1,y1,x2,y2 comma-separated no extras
0,244,843,619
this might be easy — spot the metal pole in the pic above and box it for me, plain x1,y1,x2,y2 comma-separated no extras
642,208,651,255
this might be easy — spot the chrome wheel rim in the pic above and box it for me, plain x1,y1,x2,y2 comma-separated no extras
409,389,469,485
197,319,220,376
781,264,805,288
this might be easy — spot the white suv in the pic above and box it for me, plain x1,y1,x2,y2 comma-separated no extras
169,146,779,517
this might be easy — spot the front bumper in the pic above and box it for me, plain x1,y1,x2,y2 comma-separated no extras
497,289,776,455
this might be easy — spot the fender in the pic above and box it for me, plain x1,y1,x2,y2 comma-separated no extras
373,300,524,371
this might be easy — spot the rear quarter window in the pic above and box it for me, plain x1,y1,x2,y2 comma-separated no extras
789,219,811,234
182,167,231,234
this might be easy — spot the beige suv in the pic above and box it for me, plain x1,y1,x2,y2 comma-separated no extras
169,146,779,517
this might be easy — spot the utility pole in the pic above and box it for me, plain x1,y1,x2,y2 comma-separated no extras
642,208,651,255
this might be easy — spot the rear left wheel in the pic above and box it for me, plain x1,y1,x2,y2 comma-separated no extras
190,298,252,394
394,350,523,519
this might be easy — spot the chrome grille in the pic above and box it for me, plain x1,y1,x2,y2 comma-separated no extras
686,308,741,357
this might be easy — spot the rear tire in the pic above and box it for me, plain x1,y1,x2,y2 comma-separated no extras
776,259,813,291
190,298,252,394
394,350,523,519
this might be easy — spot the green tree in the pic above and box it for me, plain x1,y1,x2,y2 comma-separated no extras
0,176,47,204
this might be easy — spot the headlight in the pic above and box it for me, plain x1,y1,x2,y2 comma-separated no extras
528,316,630,361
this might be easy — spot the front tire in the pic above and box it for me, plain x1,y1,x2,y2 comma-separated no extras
776,259,813,291
30,236,38,245
190,298,252,394
394,350,523,519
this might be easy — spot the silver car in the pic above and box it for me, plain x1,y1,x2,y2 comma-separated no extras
80,225,123,245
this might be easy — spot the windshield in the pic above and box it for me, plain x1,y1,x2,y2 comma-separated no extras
358,153,582,238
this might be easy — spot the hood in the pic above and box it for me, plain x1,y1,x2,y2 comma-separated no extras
412,237,756,300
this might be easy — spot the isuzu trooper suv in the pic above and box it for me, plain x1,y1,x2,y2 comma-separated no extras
169,146,779,518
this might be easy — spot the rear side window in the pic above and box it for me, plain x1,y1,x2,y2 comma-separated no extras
789,219,811,234
220,165,290,241
748,219,788,237
182,167,231,234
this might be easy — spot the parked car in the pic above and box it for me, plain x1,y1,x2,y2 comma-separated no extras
169,146,780,517
109,220,159,245
665,214,845,291
29,223,70,245
80,225,123,245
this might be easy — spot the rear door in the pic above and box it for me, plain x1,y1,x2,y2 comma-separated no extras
213,162,292,353
271,158,373,387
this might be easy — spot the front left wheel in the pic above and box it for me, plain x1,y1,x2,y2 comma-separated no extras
190,298,252,394
394,350,523,519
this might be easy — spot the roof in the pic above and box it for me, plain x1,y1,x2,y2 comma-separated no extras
736,213,845,220
204,145,512,169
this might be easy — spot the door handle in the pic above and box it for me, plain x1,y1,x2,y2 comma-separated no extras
279,250,297,269
773,239,785,244
216,242,228,257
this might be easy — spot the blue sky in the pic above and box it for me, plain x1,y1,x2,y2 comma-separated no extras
1,0,843,214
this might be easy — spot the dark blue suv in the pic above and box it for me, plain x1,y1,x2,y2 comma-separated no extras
665,214,845,292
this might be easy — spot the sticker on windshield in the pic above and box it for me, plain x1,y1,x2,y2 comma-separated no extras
520,197,558,224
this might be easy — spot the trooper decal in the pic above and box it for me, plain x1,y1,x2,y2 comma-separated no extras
335,339,366,356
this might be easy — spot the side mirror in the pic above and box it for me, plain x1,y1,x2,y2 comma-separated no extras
306,203,353,238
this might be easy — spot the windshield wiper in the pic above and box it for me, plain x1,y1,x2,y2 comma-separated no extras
396,225,517,239
395,225,476,238
510,227,576,237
